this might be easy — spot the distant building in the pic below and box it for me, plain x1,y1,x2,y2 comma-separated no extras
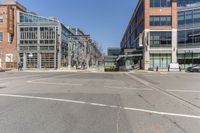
17,11,73,69
178,3,200,69
107,48,121,56
104,48,121,71
120,0,200,71
0,1,26,69
0,1,102,70
68,27,103,68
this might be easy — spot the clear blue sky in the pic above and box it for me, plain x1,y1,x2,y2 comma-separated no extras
16,0,137,52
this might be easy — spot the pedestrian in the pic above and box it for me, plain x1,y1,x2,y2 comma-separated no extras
18,62,21,71
18,61,23,71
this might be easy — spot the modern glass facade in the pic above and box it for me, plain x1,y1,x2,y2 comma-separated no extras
150,54,172,69
177,0,200,7
178,29,200,48
178,5,200,68
19,12,57,23
121,2,144,49
17,11,72,69
178,8,200,27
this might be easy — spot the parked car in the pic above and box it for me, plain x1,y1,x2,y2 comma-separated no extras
186,65,200,72
168,63,181,72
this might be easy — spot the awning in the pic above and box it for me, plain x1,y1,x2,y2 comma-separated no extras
117,54,143,61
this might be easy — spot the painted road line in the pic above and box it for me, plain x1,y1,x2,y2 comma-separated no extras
126,73,200,111
26,73,81,83
104,86,153,91
0,93,200,120
27,81,82,86
167,89,200,93
124,107,200,119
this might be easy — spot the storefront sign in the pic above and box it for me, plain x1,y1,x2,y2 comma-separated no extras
5,54,13,62
7,6,14,34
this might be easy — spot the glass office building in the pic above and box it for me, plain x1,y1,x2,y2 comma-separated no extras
177,0,200,7
120,0,177,70
17,11,73,69
178,3,200,68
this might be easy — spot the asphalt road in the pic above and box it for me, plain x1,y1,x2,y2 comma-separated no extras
0,71,199,133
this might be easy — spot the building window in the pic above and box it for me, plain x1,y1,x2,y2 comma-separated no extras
178,12,185,26
178,29,200,48
40,27,56,44
0,15,3,23
150,16,172,26
185,10,193,25
193,9,200,24
150,0,171,7
0,32,3,42
150,54,172,69
19,27,38,45
150,31,172,48
8,33,14,43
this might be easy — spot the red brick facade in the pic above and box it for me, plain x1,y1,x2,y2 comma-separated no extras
0,2,26,69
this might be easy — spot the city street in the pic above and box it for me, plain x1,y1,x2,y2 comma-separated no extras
0,71,200,133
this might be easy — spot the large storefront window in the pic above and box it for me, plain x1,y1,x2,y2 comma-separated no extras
178,53,200,69
150,32,172,48
150,54,172,69
178,29,200,48
41,53,55,68
26,53,37,68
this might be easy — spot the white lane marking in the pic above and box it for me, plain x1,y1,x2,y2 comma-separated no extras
104,86,152,91
27,81,82,86
27,73,80,83
124,107,200,119
167,89,200,93
0,94,116,108
0,93,200,120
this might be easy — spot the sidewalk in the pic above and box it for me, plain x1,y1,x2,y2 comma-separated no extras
132,69,186,74
9,67,105,73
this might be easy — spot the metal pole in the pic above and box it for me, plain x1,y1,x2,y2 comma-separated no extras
184,51,186,69
192,51,194,65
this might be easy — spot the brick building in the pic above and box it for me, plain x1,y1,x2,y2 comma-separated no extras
120,0,200,70
0,1,26,69
120,0,177,70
